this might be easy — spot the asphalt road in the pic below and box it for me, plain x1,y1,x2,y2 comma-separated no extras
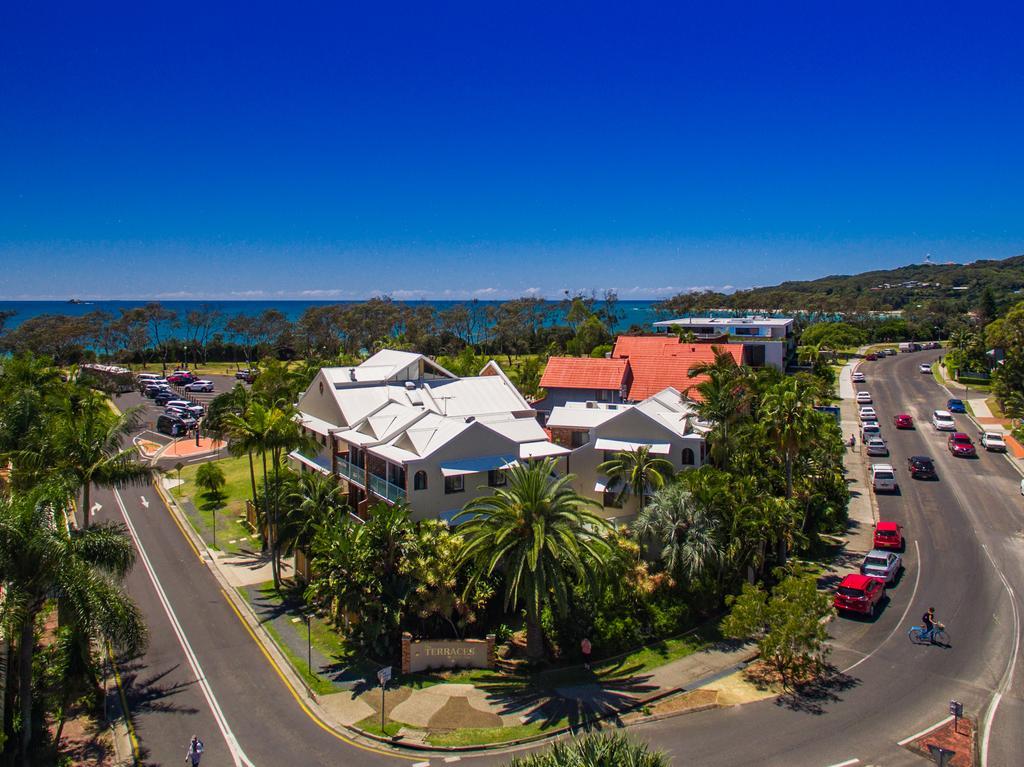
101,350,1023,766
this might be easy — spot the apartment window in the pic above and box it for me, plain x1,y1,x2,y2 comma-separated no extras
487,469,507,487
681,448,695,466
570,430,590,449
595,389,612,402
414,470,428,491
444,475,465,494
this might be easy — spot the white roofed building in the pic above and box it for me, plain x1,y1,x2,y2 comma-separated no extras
292,349,568,522
546,387,709,521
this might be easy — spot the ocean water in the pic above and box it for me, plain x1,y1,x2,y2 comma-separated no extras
0,299,669,336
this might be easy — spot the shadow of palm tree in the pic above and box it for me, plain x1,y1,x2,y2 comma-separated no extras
115,656,202,716
774,667,859,715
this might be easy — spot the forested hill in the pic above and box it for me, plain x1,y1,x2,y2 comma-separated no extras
657,254,1024,315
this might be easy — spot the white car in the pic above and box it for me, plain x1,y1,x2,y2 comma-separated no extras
980,432,1007,452
861,549,902,584
931,410,956,431
865,437,889,456
861,421,881,439
871,463,898,493
859,406,877,421
856,391,873,404
919,363,932,374
166,400,204,419
852,372,866,383
184,379,215,392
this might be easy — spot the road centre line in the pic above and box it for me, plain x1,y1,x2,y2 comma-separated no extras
896,714,953,746
842,540,922,675
823,759,859,767
114,488,256,767
978,543,1021,767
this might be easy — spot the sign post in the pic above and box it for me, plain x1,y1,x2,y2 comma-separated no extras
378,666,392,733
949,699,963,734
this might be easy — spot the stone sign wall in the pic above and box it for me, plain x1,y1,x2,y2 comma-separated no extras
401,632,497,674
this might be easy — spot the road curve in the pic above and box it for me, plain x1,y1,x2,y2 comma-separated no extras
102,350,1023,766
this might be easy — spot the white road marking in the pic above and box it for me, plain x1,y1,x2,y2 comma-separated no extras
140,495,149,508
842,540,922,674
412,762,431,767
824,759,859,767
896,714,953,746
114,488,256,767
979,543,1021,767
91,502,102,516
443,758,461,763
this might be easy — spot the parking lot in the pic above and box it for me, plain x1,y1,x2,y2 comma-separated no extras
113,372,245,434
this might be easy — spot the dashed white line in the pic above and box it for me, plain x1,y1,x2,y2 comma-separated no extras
979,543,1021,767
824,759,859,767
412,762,431,767
896,714,953,746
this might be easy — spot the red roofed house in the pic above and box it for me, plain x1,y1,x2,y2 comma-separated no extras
536,337,742,412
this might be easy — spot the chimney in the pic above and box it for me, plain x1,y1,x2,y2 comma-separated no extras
349,369,356,381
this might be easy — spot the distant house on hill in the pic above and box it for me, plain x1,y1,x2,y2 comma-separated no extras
651,315,795,370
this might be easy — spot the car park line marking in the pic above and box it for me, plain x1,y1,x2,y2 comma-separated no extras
978,543,1021,767
823,759,859,767
139,495,149,508
896,714,953,746
843,540,921,674
114,488,256,767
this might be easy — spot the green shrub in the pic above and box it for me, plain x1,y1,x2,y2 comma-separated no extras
504,732,668,767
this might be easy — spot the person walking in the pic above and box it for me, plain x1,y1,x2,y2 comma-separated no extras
581,637,592,670
185,735,204,766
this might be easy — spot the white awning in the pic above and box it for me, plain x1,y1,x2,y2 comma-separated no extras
518,441,571,459
594,476,623,493
297,413,336,437
593,438,671,455
439,455,517,477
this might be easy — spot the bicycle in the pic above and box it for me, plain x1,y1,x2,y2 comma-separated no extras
908,623,949,645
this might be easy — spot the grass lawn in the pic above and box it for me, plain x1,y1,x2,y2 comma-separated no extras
355,715,407,739
170,454,257,553
426,720,557,748
987,397,1005,419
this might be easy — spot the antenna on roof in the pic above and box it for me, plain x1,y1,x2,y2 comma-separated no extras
349,369,356,381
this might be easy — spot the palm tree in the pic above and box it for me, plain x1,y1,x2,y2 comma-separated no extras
687,348,751,469
597,446,675,511
633,472,725,585
283,471,348,562
506,732,668,767
455,459,612,660
44,395,152,528
195,461,227,547
210,384,261,518
0,486,147,764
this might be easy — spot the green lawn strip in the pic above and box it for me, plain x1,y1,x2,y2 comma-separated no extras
986,397,1005,419
170,455,257,553
237,580,370,697
354,715,407,739
426,720,559,748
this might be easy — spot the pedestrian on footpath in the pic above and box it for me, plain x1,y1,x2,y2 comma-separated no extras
185,735,204,766
581,637,592,670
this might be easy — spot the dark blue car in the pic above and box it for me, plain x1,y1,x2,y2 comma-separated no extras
947,398,967,413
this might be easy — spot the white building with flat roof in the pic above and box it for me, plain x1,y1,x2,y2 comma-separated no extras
652,316,795,370
292,349,569,522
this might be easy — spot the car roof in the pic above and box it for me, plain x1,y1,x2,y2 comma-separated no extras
947,398,964,403
951,432,970,439
909,455,933,462
865,549,894,558
896,412,911,417
876,520,900,531
984,431,1003,438
933,410,952,418
840,573,874,588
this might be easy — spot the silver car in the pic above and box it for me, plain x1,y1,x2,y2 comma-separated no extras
865,437,889,456
861,549,902,585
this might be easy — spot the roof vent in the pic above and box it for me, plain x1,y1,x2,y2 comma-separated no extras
405,381,416,390
465,416,476,423
349,369,356,381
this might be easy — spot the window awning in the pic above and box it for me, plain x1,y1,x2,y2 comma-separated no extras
593,438,671,455
519,441,571,459
594,476,623,493
439,455,517,477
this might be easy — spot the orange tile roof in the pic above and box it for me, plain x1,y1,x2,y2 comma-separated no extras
612,335,685,358
624,344,743,402
540,356,630,390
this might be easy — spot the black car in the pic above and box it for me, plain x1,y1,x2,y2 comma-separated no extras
156,414,191,437
144,383,170,398
154,390,177,405
907,455,937,480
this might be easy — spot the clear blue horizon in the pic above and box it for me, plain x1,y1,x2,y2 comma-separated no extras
2,2,1023,300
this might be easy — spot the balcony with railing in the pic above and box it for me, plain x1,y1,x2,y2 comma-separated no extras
336,456,365,487
369,473,407,505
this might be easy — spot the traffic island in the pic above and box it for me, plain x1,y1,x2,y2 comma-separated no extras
902,716,976,766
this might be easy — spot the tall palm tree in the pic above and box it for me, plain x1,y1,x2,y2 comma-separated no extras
597,446,675,511
455,459,612,660
283,471,348,560
210,384,260,516
43,395,152,528
0,486,147,764
687,348,751,469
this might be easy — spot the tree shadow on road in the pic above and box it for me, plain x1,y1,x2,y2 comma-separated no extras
116,656,202,716
774,667,859,716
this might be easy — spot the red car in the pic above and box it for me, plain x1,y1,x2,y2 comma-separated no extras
893,413,914,429
834,573,885,616
167,371,196,385
873,521,904,550
864,353,878,361
947,432,976,457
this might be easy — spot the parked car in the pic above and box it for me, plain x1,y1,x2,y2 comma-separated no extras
864,353,878,361
156,414,191,437
907,455,937,480
144,383,171,398
184,379,215,392
166,400,204,419
919,363,932,374
946,398,967,414
871,463,898,493
893,413,914,429
856,391,873,404
865,437,889,456
859,406,877,421
873,520,904,550
932,410,956,431
154,389,178,406
981,432,1007,452
834,574,885,617
165,408,198,427
861,549,902,585
167,371,197,385
236,368,257,382
136,373,162,384
852,371,866,383
861,421,881,440
947,432,976,457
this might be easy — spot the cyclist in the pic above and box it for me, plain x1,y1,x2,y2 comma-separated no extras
921,607,937,643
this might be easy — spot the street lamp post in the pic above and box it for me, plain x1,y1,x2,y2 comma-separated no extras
305,614,312,676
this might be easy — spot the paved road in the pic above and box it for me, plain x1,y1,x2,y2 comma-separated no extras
103,350,1022,766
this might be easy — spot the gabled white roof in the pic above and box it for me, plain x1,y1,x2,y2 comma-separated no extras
547,407,622,429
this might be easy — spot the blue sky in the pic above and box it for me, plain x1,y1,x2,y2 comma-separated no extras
2,2,1023,300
